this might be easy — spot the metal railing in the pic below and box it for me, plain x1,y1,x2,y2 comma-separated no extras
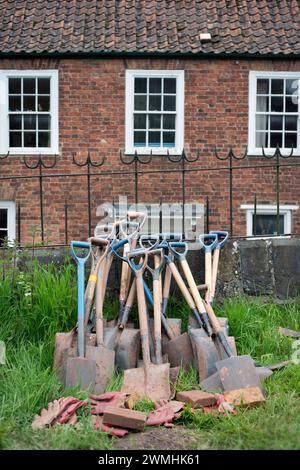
0,144,299,247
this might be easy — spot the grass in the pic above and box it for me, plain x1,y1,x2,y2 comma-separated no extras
0,254,300,450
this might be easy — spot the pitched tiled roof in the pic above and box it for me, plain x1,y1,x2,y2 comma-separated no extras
0,0,300,56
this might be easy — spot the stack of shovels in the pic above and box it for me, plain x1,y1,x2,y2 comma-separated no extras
54,214,264,400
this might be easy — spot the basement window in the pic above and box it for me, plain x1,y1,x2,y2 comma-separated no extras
0,202,16,246
248,71,300,155
125,70,184,154
241,204,299,237
0,70,58,155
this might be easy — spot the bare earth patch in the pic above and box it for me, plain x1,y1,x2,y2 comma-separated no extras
114,425,203,451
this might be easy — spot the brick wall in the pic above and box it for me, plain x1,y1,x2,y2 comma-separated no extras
0,56,300,243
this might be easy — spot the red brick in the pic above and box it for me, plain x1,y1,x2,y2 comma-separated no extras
102,405,147,430
176,390,216,408
224,387,265,407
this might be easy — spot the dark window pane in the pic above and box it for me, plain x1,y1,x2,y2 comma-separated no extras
9,95,21,111
134,114,146,129
285,96,298,112
23,78,35,94
148,131,161,146
0,209,7,228
9,115,22,130
256,132,268,148
163,114,176,129
271,79,283,94
163,95,176,111
271,96,283,112
164,78,176,94
149,114,161,129
149,95,161,111
9,78,21,94
24,114,36,130
134,95,147,110
9,132,22,147
38,115,51,130
254,214,284,236
23,95,35,111
286,79,298,95
0,230,8,246
134,78,147,93
149,78,161,93
285,115,297,131
270,132,282,147
257,79,269,94
24,132,36,147
38,132,50,147
38,78,50,94
256,115,268,131
38,96,50,112
256,96,269,112
285,133,297,148
163,132,175,147
134,131,146,146
270,115,283,130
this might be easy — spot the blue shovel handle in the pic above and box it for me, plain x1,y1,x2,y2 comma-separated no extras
198,233,218,253
209,230,229,250
71,241,91,357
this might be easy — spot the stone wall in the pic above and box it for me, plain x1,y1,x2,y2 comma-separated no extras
18,237,300,300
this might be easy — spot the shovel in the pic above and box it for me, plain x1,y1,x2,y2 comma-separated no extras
199,233,218,304
65,241,96,391
204,301,259,390
85,243,115,393
114,278,140,371
146,249,165,364
141,249,193,370
122,250,171,401
84,238,110,327
170,241,213,334
209,230,229,304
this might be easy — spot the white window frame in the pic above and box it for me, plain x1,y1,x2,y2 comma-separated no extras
248,71,300,156
0,201,16,244
241,203,299,238
0,70,59,155
125,69,184,155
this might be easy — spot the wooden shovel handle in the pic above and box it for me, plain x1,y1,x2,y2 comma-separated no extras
95,261,105,346
180,259,206,313
119,242,131,303
163,265,172,300
118,278,136,329
136,274,151,366
205,251,212,303
204,301,222,334
167,260,196,309
153,254,163,364
211,247,220,299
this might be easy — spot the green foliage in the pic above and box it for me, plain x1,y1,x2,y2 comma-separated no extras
134,398,155,414
1,253,300,450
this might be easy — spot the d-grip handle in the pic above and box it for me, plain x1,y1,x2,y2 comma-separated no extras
71,241,92,264
169,241,188,260
128,251,148,273
146,249,165,278
209,230,229,249
139,233,160,250
199,233,218,252
89,237,109,248
110,238,130,262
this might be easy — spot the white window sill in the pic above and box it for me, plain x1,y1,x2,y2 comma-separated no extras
247,148,300,157
246,235,291,241
124,148,183,156
4,148,59,156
